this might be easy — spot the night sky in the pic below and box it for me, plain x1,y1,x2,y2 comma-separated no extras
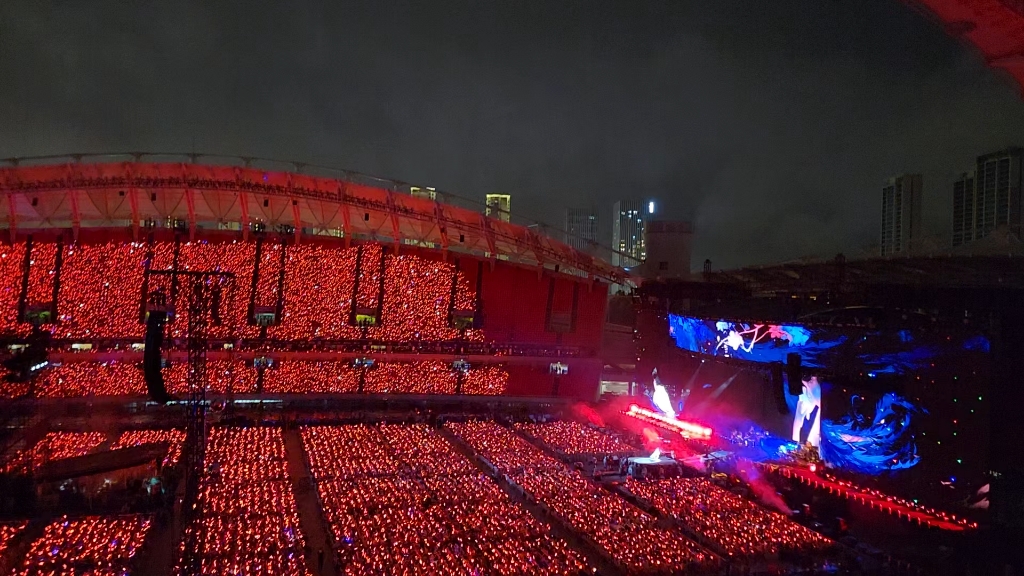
2,1,1023,269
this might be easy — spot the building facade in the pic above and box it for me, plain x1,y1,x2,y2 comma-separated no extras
564,208,598,252
951,147,1023,247
639,220,693,280
612,199,655,267
410,186,437,201
485,194,511,223
973,147,1023,241
880,174,923,256
952,172,976,247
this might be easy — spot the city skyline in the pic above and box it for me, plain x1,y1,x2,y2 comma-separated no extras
563,208,598,252
2,2,1023,269
880,174,922,257
611,199,656,267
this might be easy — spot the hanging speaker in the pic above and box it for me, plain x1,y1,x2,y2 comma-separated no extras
144,307,171,403
770,362,788,415
786,353,803,396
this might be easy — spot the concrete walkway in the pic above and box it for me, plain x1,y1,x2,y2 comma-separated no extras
136,478,187,576
284,428,336,576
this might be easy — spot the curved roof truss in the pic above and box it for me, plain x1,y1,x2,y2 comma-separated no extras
0,160,627,283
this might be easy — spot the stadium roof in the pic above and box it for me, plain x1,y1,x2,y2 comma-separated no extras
911,0,1024,96
0,153,628,284
707,254,1024,294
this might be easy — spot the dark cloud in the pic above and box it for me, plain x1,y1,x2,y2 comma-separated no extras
2,0,1023,269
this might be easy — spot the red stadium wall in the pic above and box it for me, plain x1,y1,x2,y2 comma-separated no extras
478,263,607,350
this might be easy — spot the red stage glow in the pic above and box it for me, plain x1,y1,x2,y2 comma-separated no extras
625,405,712,440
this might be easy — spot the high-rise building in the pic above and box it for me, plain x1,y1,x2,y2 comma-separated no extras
880,174,923,257
612,199,656,267
639,220,693,280
485,194,511,223
973,147,1023,241
564,208,598,252
410,186,437,201
952,172,976,247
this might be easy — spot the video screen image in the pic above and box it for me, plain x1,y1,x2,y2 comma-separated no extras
668,314,989,376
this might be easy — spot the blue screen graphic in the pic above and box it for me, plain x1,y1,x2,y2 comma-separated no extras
667,314,988,375
820,393,923,474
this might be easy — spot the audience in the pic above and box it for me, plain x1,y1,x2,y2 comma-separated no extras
12,515,151,576
302,424,588,575
2,432,107,475
112,429,186,468
449,421,711,575
626,478,832,559
516,421,637,457
176,427,310,575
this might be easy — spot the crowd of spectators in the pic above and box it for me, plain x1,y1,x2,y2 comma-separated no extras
625,478,833,559
0,240,484,344
0,244,27,337
515,421,637,457
111,429,186,468
0,520,27,556
176,427,310,575
38,361,146,397
301,424,588,575
262,360,360,394
448,421,711,574
28,358,507,398
2,431,108,475
11,515,151,576
363,361,458,395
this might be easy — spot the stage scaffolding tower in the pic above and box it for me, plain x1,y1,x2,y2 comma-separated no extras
145,269,234,576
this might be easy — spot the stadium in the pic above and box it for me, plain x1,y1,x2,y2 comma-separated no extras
3,151,1013,576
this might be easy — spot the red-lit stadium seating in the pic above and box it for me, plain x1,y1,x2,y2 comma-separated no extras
300,424,587,575
12,515,151,576
32,359,508,397
515,421,638,457
449,421,711,574
176,427,309,576
112,429,186,468
0,240,486,342
0,521,27,557
0,234,606,400
625,478,833,558
2,431,108,475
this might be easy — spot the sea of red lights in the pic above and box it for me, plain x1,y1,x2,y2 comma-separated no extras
175,427,309,576
1,431,108,475
625,477,832,558
300,424,587,575
515,421,637,457
448,421,712,574
31,359,508,398
111,429,185,468
0,521,28,557
0,241,485,343
12,515,151,576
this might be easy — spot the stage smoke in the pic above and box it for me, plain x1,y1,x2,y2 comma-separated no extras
571,403,606,428
736,459,791,515
640,427,661,450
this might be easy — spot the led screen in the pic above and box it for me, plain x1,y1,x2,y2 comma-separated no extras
668,314,989,376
